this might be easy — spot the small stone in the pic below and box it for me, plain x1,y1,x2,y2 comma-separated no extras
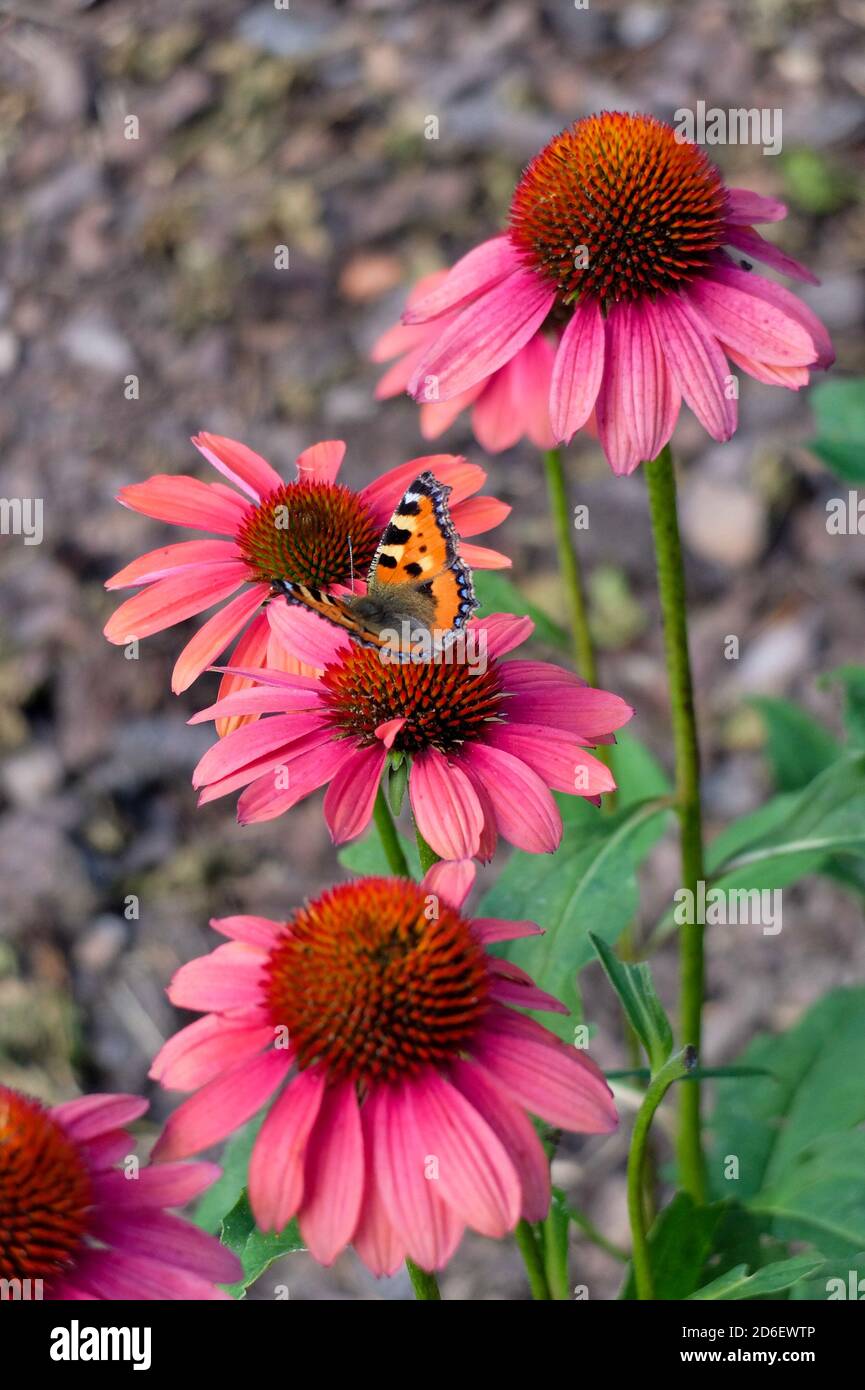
0,746,63,810
616,5,671,47
680,477,767,568
0,814,96,939
734,616,816,695
339,253,404,303
74,916,128,974
236,6,336,59
0,330,20,377
59,313,136,373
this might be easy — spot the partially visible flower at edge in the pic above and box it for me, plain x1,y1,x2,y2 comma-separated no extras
372,271,557,453
150,863,618,1275
103,434,512,720
398,111,834,476
0,1087,239,1300
187,611,634,861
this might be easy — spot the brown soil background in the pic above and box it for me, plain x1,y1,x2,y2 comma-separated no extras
0,0,863,1299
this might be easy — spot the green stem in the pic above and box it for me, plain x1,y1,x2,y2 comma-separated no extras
568,1207,629,1264
541,1210,571,1300
542,448,599,687
373,786,410,877
405,1258,442,1300
644,446,707,1205
627,1048,694,1300
514,1220,552,1300
373,787,442,1301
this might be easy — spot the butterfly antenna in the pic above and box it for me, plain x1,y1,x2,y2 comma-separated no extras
347,534,356,593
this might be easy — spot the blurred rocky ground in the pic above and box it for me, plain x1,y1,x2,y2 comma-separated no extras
0,0,863,1299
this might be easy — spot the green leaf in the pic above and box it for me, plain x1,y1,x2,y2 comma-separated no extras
220,1191,304,1298
789,1252,865,1301
589,933,672,1072
387,758,408,815
781,147,852,215
688,1255,824,1301
478,795,671,1036
607,1065,771,1082
608,730,672,808
619,1193,724,1300
192,1115,265,1234
749,695,839,793
709,753,865,892
821,664,865,748
472,569,568,649
807,378,865,483
708,986,865,1256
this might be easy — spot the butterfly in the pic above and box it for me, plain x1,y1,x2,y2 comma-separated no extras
270,471,478,657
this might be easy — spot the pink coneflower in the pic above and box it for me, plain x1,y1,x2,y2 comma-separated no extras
403,111,834,475
103,434,511,700
150,866,617,1274
0,1086,239,1300
188,612,633,860
373,271,556,453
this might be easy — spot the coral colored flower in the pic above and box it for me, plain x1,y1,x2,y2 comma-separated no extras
150,866,617,1274
0,1086,239,1300
103,433,511,698
403,112,834,475
188,612,633,860
372,271,556,453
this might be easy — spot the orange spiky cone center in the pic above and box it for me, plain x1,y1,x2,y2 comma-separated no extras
509,111,728,310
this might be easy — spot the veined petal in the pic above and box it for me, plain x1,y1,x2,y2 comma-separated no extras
249,1068,327,1232
171,585,264,694
266,598,350,670
103,563,250,644
421,858,476,910
152,1050,290,1161
652,292,737,442
458,743,562,853
117,475,250,535
407,269,556,402
407,1071,521,1238
150,1014,273,1091
485,721,616,797
595,306,642,476
550,297,605,443
451,1058,550,1223
105,539,241,590
402,236,521,324
725,188,787,224
298,1080,364,1265
409,749,484,860
725,224,819,285
192,432,283,502
710,260,834,369
688,275,818,366
323,742,387,843
167,942,267,1014
295,440,346,485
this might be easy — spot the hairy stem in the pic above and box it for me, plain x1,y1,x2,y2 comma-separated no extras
628,1049,694,1299
644,446,707,1203
542,447,599,686
373,785,410,877
514,1219,552,1300
405,1258,442,1301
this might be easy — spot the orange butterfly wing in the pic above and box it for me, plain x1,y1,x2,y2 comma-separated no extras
367,472,477,641
270,472,477,655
